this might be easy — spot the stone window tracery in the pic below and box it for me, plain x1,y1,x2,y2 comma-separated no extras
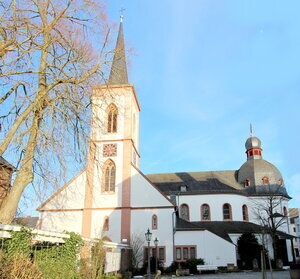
106,104,118,133
201,204,210,221
223,203,232,220
180,204,189,221
102,159,116,193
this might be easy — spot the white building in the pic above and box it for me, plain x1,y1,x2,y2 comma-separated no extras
289,208,300,262
38,20,293,269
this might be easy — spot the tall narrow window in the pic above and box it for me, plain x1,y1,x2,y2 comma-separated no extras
152,215,158,230
107,104,118,133
103,216,109,231
223,203,232,220
283,206,287,217
176,248,181,260
242,205,248,221
201,204,210,221
102,160,116,192
180,204,190,221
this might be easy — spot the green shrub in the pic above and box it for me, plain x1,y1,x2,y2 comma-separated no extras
5,227,32,258
184,258,205,273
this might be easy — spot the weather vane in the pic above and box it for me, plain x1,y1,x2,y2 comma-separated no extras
250,123,253,137
120,8,125,22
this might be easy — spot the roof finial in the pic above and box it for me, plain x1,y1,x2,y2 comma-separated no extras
250,123,253,137
120,8,125,23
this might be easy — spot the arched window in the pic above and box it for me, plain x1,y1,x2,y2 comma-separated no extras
262,177,269,184
152,215,158,230
283,206,287,217
223,203,232,220
102,160,116,192
242,205,248,221
103,216,109,231
106,104,118,133
201,204,210,221
180,204,189,221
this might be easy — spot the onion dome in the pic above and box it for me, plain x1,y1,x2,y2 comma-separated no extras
245,136,261,150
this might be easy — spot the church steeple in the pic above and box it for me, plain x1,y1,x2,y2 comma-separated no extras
108,18,128,85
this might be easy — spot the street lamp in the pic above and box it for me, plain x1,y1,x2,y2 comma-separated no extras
145,228,152,279
154,237,159,272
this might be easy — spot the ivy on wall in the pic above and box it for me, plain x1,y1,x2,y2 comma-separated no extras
0,227,84,279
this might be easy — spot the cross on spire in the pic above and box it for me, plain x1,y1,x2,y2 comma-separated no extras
120,8,125,22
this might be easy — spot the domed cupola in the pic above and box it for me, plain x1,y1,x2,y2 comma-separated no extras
245,136,262,160
237,128,288,196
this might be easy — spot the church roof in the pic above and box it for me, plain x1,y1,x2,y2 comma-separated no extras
176,218,293,242
108,21,128,85
147,170,245,195
147,169,291,198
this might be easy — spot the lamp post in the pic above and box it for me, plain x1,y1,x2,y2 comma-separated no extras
154,237,159,273
145,228,152,279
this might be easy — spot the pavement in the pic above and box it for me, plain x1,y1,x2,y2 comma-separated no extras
161,271,291,279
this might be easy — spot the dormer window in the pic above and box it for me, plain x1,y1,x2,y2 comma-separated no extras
262,177,269,185
180,185,187,192
244,179,250,187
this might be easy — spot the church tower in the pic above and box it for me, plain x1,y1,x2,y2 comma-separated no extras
81,18,140,244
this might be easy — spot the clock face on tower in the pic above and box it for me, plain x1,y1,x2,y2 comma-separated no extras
103,144,117,157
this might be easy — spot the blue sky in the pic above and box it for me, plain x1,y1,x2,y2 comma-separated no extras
107,0,300,207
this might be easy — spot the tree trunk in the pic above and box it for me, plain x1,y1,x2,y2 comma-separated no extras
0,107,44,223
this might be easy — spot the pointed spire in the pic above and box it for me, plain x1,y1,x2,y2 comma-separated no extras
108,15,128,85
250,123,253,137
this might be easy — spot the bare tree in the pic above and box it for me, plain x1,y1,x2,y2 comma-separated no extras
0,0,115,223
252,188,288,267
130,233,145,271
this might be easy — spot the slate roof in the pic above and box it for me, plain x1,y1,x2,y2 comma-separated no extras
289,208,299,218
0,156,16,170
176,218,293,242
147,170,244,195
146,170,290,198
108,21,129,85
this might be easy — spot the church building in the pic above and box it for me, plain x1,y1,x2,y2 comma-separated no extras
37,20,293,267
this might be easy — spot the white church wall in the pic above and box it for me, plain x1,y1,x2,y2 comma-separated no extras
177,194,249,222
131,208,174,266
131,167,173,207
90,209,122,242
41,170,86,210
39,211,82,234
175,230,236,266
